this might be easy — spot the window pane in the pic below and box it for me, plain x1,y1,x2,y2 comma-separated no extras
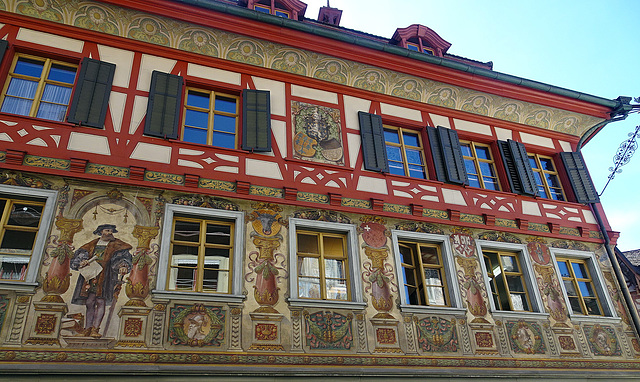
298,276,321,298
41,84,72,104
36,102,67,121
460,144,472,157
297,233,318,254
187,91,210,109
323,236,344,257
275,10,289,18
0,255,29,280
501,255,518,272
545,173,562,188
506,275,525,292
568,296,582,314
48,64,76,84
579,281,595,297
426,286,446,306
483,178,499,191
557,261,570,277
539,157,555,171
205,247,230,270
584,298,602,315
185,109,209,128
384,130,400,144
563,280,577,296
212,130,235,148
475,146,492,160
325,277,347,300
8,203,42,227
572,262,587,279
467,174,480,188
405,285,419,305
464,159,477,175
389,162,405,176
408,166,426,179
528,157,539,169
403,266,417,286
14,58,44,78
5,78,38,98
420,246,439,265
298,257,319,277
324,258,345,278
423,268,442,286
405,149,423,165
183,126,208,145
1,230,37,251
206,223,231,245
386,145,402,162
510,293,528,311
174,220,201,242
213,114,237,133
214,96,236,113
402,132,419,147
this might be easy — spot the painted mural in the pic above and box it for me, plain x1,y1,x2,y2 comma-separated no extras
291,101,344,166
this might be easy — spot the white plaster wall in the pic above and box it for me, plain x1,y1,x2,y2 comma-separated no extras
97,45,134,87
380,103,422,121
17,29,83,52
187,63,241,86
291,85,338,104
137,54,177,91
252,77,286,116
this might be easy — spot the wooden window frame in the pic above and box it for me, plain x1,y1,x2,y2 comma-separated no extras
154,204,245,303
398,241,449,307
461,141,501,190
383,125,428,179
555,256,606,316
0,53,77,121
167,216,235,294
406,41,434,55
482,250,532,312
529,153,566,201
254,3,290,18
182,87,240,149
296,230,349,301
288,218,365,310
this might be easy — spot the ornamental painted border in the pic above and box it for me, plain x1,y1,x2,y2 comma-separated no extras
1,0,603,136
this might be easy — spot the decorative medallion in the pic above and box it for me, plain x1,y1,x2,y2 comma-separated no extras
584,324,620,357
304,311,353,350
169,304,225,347
505,320,546,354
416,317,458,352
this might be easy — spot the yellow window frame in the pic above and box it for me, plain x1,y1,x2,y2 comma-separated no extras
528,153,566,201
483,250,532,312
182,87,239,148
557,257,603,316
167,216,235,294
0,54,77,119
461,141,501,190
296,230,349,301
399,241,449,307
383,125,428,179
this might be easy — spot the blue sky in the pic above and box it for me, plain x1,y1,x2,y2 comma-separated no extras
303,0,640,250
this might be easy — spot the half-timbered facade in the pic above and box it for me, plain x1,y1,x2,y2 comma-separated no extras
0,0,638,379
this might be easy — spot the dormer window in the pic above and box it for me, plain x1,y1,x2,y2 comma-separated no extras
254,2,290,18
392,24,451,58
241,0,307,20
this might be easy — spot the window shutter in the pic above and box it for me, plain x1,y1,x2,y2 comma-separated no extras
498,140,538,196
242,89,271,152
0,40,8,64
434,126,467,185
426,126,447,182
67,58,115,128
560,151,600,203
358,111,389,172
143,71,183,139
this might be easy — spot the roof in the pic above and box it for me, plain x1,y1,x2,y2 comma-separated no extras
622,249,640,267
174,0,630,115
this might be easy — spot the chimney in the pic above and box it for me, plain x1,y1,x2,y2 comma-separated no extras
318,1,342,26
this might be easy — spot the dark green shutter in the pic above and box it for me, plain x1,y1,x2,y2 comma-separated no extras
560,151,600,203
0,40,8,64
143,71,183,139
498,140,538,196
242,89,271,151
67,58,115,128
427,126,447,182
358,111,389,172
431,126,467,185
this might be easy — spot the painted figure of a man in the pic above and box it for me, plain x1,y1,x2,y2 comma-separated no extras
70,224,132,338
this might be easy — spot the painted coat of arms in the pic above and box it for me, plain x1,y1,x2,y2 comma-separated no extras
291,101,344,165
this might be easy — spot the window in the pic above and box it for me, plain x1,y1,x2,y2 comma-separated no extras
0,54,77,121
384,126,427,178
406,42,434,55
182,88,239,149
483,250,531,312
254,3,290,18
399,241,448,306
296,230,348,301
461,141,500,190
144,72,271,152
0,185,57,289
167,217,234,293
556,257,604,316
154,204,245,302
288,218,365,309
391,231,463,313
529,154,565,200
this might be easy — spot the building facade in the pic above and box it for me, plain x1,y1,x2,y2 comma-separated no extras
0,0,638,379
